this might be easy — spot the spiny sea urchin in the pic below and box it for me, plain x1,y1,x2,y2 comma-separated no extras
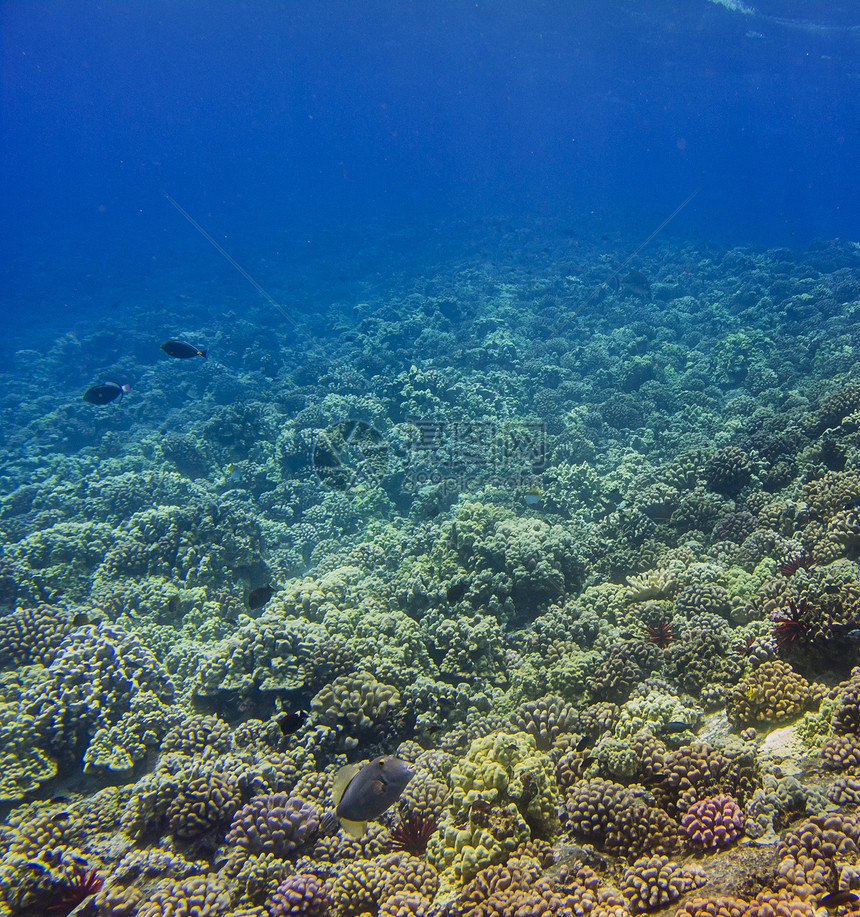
644,618,676,649
43,863,104,917
384,806,437,856
779,553,814,577
772,599,809,650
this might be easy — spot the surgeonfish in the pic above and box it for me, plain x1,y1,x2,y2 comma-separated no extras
277,710,308,736
83,382,130,405
247,585,276,609
818,891,859,909
161,340,207,360
333,756,415,838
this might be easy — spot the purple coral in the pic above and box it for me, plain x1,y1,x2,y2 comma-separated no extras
267,874,331,917
680,794,745,850
225,794,320,858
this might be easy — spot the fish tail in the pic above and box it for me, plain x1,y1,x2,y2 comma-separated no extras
200,349,208,360
339,817,367,838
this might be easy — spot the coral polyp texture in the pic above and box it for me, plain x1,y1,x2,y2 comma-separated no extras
5,227,860,916
680,794,746,850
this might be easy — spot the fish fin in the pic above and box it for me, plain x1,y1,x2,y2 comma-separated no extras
332,763,362,808
338,817,367,839
369,778,387,796
200,349,208,359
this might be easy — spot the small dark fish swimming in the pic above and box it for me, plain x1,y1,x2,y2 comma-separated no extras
818,891,859,908
660,721,692,735
82,382,130,405
277,710,307,735
161,340,207,360
613,269,651,298
333,755,415,838
248,585,276,610
446,581,469,604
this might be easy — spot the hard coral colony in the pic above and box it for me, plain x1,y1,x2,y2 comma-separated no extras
4,225,860,916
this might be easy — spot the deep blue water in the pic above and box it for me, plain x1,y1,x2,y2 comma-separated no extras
2,0,860,340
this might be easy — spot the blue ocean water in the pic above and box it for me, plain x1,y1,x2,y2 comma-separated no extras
2,0,859,350
5,0,860,873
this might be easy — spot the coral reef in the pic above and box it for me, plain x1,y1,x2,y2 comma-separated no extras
680,794,746,850
6,220,860,917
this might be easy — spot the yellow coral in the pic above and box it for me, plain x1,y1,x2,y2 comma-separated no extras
625,567,678,602
0,746,57,801
428,731,559,890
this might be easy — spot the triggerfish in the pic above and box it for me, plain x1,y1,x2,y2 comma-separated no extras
333,756,415,838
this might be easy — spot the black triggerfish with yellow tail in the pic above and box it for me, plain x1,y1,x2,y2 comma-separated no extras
333,756,415,838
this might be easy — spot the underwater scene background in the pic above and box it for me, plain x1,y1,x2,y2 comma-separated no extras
3,1,860,915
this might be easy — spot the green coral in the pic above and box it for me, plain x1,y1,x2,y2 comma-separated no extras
0,622,177,798
614,691,702,741
83,689,184,773
542,461,610,520
428,801,530,893
713,329,775,386
9,522,115,602
0,746,57,801
477,516,584,616
726,558,775,609
194,613,326,697
544,647,601,702
428,731,559,888
321,599,436,688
